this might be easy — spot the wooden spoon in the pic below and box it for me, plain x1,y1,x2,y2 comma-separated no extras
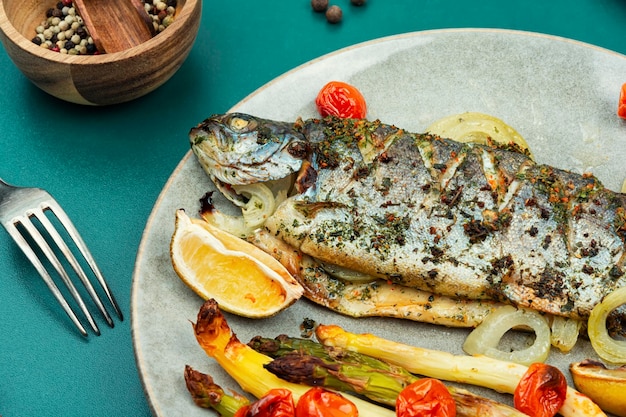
72,0,155,53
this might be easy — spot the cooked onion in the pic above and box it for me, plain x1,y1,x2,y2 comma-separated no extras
587,287,626,364
317,260,377,283
463,305,551,365
550,316,581,353
234,183,280,230
426,112,534,160
202,182,288,238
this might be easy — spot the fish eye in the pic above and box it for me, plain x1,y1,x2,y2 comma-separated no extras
228,115,257,132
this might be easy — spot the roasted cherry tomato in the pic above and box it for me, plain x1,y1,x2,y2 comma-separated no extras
315,81,367,119
619,83,626,119
396,378,456,417
234,388,295,417
514,363,567,417
295,387,358,417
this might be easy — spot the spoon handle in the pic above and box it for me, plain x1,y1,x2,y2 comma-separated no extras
73,0,155,53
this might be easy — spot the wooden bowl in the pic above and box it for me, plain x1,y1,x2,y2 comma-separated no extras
0,0,201,105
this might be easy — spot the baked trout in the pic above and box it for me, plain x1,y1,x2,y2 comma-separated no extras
190,113,626,333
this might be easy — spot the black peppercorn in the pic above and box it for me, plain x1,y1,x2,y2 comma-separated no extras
325,5,342,23
31,36,42,45
350,0,365,5
311,0,328,12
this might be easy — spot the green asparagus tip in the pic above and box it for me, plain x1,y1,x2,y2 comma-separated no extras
184,365,250,416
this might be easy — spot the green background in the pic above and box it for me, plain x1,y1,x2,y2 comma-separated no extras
1,1,625,416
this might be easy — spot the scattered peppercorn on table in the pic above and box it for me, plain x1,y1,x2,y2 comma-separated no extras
1,1,626,417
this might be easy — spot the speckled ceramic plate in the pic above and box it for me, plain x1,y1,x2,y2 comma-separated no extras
131,29,626,417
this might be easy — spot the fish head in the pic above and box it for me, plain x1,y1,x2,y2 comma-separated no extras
190,113,309,204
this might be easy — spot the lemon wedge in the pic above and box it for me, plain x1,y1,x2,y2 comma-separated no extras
426,112,533,159
570,360,626,417
170,209,304,318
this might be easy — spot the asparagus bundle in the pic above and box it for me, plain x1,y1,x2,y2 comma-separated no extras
249,335,527,417
191,299,395,417
315,324,607,417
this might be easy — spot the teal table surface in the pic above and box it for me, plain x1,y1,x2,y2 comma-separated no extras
1,1,625,416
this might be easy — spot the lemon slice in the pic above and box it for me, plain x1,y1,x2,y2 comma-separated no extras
426,112,534,159
170,209,304,318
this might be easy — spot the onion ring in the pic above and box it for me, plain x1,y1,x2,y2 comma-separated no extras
426,112,533,159
587,287,626,364
463,305,551,365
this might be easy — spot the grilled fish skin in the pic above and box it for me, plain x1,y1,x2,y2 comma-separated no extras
248,228,500,328
190,113,626,333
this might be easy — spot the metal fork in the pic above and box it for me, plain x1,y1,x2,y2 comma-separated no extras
0,177,123,337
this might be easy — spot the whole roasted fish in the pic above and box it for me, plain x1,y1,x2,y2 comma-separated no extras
190,113,626,334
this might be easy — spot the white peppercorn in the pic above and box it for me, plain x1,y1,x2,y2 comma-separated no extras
162,15,174,27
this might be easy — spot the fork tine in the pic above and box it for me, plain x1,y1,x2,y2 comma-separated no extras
46,200,124,322
4,218,91,337
35,206,114,327
19,209,103,335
